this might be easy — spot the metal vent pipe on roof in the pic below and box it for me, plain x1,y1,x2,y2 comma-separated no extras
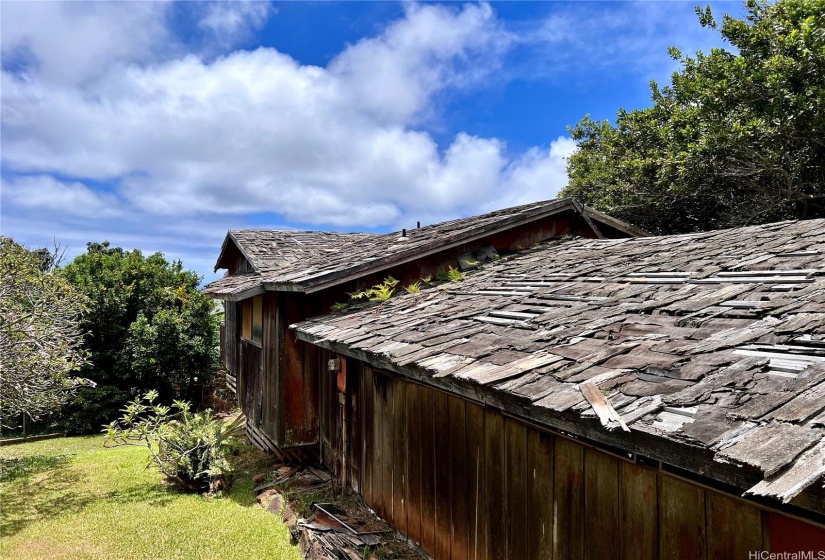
402,228,406,237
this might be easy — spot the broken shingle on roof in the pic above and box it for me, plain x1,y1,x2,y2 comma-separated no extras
292,218,825,509
204,198,647,298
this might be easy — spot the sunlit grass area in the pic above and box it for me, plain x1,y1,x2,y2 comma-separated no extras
0,435,301,560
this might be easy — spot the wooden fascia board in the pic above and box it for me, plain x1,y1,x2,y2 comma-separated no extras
572,200,606,239
213,233,236,272
214,231,260,273
297,199,577,294
210,285,265,302
261,282,310,293
293,327,825,519
580,204,651,237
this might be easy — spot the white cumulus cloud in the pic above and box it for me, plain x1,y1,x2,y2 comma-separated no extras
198,1,274,47
0,1,172,86
1,1,580,277
2,2,571,232
2,175,122,219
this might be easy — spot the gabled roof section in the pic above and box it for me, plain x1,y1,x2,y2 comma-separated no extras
292,218,825,512
206,198,647,298
213,230,375,274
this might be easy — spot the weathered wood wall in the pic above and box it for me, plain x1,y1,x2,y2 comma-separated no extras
345,366,825,560
237,294,274,444
238,338,262,425
260,292,278,439
265,291,320,448
234,292,322,450
224,302,239,376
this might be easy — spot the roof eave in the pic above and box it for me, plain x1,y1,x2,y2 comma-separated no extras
203,284,266,301
297,198,581,293
292,327,825,520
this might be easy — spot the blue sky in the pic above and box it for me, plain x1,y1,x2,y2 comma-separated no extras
1,1,739,283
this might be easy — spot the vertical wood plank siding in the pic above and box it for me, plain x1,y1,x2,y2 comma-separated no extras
393,378,408,535
239,339,262,426
419,385,437,555
362,366,375,504
465,401,485,560
483,408,506,560
278,294,310,446
449,397,469,560
261,293,278,438
584,447,619,560
527,428,553,560
433,390,452,560
505,419,527,560
554,437,585,560
224,302,239,375
659,475,707,560
321,348,336,470
619,462,658,560
348,360,362,492
406,383,422,545
347,366,822,560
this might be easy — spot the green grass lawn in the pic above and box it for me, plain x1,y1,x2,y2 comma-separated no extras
0,435,302,560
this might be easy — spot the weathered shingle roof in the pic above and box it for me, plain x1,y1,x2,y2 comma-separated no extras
204,198,646,297
293,218,825,508
227,230,376,276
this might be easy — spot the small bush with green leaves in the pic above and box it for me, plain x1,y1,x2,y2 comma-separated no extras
104,390,245,493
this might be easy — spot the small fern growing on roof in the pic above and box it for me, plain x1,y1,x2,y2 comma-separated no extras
330,302,349,312
369,276,398,301
349,276,399,302
447,265,465,283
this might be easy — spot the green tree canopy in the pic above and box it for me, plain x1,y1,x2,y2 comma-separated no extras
563,0,825,234
59,242,217,432
0,237,89,427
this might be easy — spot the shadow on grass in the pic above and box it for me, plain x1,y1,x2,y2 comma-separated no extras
0,454,72,483
0,458,177,538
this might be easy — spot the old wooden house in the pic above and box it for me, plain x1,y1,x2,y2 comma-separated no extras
292,218,825,558
204,198,642,461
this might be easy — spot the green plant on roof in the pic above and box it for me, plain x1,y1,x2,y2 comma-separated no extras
405,281,421,294
420,275,432,285
330,302,349,312
349,276,399,302
347,289,370,301
447,265,465,283
369,276,398,301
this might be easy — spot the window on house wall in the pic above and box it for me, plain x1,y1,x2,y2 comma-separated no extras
241,296,263,343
